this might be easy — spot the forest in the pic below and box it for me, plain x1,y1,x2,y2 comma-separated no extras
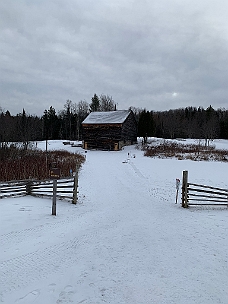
1,94,228,147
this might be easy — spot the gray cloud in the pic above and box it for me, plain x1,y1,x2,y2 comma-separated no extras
1,0,228,115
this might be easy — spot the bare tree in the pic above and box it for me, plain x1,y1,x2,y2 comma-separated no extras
76,100,89,139
100,94,116,111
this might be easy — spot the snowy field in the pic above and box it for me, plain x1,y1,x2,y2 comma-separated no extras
1,139,228,304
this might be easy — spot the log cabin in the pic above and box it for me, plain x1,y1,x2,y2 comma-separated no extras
82,110,137,150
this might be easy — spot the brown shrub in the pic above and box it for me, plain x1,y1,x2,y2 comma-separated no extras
144,141,228,163
0,148,85,182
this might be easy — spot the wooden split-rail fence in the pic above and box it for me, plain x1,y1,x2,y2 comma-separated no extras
182,170,228,208
0,175,78,204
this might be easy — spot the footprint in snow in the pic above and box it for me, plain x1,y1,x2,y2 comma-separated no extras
56,285,74,303
48,283,56,293
15,290,40,303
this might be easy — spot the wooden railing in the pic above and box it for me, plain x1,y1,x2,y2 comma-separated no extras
0,175,78,204
0,180,27,198
182,170,228,208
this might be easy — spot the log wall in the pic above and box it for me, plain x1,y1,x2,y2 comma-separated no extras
121,111,138,143
82,111,137,150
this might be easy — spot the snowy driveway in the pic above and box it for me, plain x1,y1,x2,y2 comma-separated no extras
1,143,228,303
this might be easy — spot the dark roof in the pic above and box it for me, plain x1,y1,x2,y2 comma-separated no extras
82,110,130,124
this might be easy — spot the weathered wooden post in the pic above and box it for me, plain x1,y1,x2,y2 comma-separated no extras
49,167,60,216
52,179,57,215
72,164,79,204
182,170,188,208
26,180,32,195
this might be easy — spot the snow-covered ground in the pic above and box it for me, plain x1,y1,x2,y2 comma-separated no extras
1,139,228,304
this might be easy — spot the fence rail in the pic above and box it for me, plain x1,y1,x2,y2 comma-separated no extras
0,180,27,198
182,170,228,208
0,175,78,204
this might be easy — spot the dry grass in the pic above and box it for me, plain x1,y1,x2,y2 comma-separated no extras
143,140,228,162
0,146,85,182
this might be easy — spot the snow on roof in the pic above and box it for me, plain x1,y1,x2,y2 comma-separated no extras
82,110,130,124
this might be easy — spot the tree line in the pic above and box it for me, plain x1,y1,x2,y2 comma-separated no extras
135,105,228,144
0,94,116,146
1,95,228,146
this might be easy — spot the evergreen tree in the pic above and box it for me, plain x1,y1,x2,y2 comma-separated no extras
42,106,59,140
18,109,30,149
89,94,100,112
138,110,154,143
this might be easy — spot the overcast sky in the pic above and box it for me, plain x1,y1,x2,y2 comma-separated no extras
1,0,228,116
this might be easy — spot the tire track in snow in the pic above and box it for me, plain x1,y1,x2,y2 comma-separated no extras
0,229,99,294
0,205,88,250
1,222,60,248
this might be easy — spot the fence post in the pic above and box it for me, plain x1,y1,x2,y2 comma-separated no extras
26,180,32,195
52,179,57,215
72,165,79,204
182,170,188,208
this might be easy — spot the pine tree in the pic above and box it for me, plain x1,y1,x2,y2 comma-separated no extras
138,110,154,143
42,106,59,140
89,94,100,112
